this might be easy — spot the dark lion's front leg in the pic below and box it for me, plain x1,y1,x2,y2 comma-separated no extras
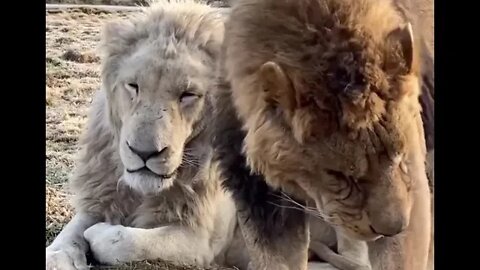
238,209,309,270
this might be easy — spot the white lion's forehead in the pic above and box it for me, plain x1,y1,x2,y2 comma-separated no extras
122,45,210,76
126,35,209,62
129,63,209,88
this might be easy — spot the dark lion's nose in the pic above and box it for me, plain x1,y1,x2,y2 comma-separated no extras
369,219,407,237
127,141,168,162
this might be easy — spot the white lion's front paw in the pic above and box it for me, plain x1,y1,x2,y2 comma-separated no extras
84,223,138,265
46,245,89,270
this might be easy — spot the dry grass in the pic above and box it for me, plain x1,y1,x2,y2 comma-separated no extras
46,4,234,269
46,9,118,246
46,0,231,7
46,0,149,6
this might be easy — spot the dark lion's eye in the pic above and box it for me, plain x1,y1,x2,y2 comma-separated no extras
325,169,346,179
326,169,360,183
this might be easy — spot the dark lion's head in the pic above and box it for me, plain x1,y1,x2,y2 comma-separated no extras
225,0,429,241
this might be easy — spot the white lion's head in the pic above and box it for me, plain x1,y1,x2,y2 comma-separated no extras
100,1,224,194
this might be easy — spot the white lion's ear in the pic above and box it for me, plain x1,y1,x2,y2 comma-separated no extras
202,27,225,60
198,11,226,59
100,20,137,57
203,37,222,59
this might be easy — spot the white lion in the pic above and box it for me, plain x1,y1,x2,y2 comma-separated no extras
46,1,248,269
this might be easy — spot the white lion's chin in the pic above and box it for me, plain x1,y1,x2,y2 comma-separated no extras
121,172,174,195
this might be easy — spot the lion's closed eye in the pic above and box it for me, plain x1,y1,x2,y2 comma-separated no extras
125,83,139,99
326,169,361,184
180,91,201,106
325,169,347,179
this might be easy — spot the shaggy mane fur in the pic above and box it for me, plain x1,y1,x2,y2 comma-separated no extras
214,0,433,269
226,0,423,141
70,0,225,231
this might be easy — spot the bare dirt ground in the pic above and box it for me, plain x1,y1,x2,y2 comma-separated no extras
46,3,233,269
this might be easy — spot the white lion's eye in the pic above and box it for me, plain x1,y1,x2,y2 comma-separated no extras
179,92,199,106
125,83,139,97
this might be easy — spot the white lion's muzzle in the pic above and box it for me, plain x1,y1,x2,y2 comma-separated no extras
119,139,182,194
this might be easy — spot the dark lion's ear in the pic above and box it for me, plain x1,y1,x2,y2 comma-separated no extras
386,22,415,74
259,61,295,112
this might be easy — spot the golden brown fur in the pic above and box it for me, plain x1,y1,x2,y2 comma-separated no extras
221,0,432,269
46,1,249,269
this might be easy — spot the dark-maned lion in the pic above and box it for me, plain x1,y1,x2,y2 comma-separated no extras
212,0,433,269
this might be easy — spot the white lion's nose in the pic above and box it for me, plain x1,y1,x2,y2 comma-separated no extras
126,141,169,162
